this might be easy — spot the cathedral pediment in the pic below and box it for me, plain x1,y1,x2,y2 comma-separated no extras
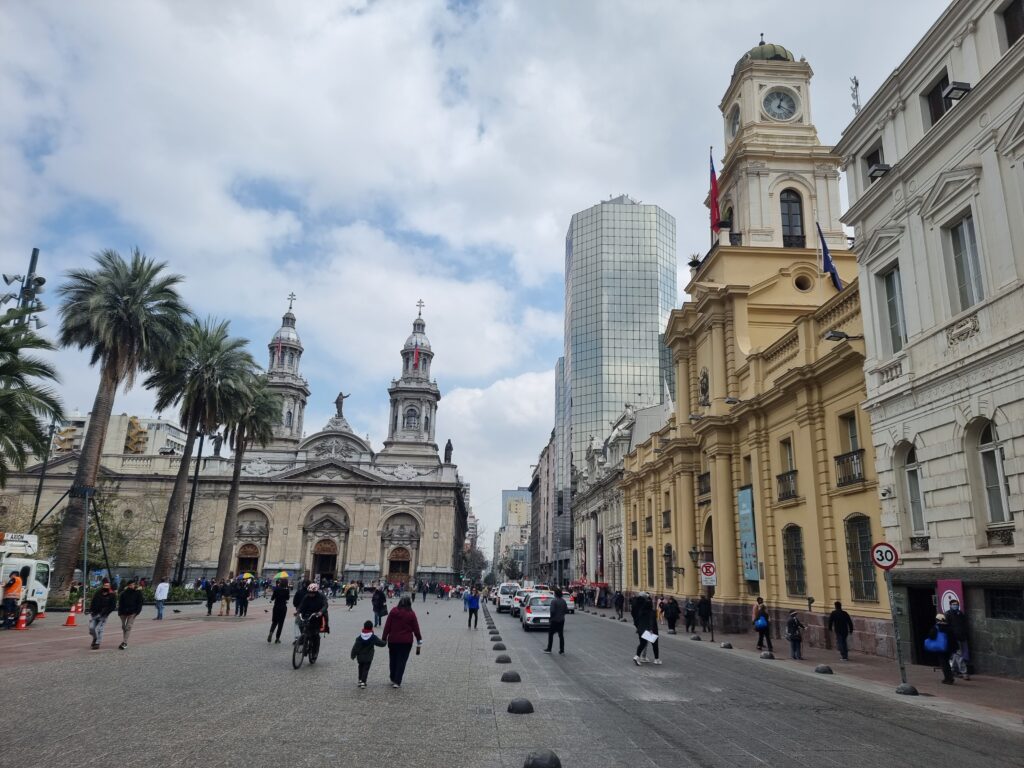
275,459,382,484
299,433,372,460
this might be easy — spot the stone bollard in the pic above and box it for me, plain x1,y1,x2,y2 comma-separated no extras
760,651,775,659
493,643,507,650
720,642,733,649
500,671,521,683
507,698,534,714
523,749,561,767
815,665,833,674
690,635,702,641
496,654,512,664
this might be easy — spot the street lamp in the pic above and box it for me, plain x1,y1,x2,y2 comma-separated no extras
4,248,47,325
824,329,864,342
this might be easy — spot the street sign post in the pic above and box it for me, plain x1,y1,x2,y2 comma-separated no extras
699,561,717,586
871,542,917,696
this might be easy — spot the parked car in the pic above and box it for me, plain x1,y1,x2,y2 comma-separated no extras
521,594,553,632
511,589,533,618
496,582,521,613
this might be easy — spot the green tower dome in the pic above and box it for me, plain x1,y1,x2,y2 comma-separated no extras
734,37,795,72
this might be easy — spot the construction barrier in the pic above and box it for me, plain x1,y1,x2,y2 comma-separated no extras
14,603,29,630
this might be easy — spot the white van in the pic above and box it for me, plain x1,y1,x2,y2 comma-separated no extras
495,582,521,613
0,533,50,625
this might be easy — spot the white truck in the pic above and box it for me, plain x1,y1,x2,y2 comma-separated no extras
0,532,51,625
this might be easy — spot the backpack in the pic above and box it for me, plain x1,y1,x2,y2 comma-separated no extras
754,615,768,630
924,627,948,653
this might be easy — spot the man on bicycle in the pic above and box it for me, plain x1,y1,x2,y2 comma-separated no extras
295,581,328,639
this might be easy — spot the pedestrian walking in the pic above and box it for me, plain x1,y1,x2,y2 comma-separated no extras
345,581,359,610
351,620,387,688
234,580,249,617
204,580,218,616
613,590,625,620
632,592,660,665
827,601,854,661
663,597,681,634
925,613,958,685
88,579,117,650
683,597,697,634
466,587,480,629
117,579,144,650
945,598,970,680
544,588,568,655
371,587,387,628
2,571,22,629
753,598,773,652
381,596,423,688
697,595,711,632
220,579,233,617
153,577,170,620
268,579,290,643
785,611,805,660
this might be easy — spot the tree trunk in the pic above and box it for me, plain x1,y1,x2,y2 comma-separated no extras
152,412,199,582
215,428,247,580
50,362,119,599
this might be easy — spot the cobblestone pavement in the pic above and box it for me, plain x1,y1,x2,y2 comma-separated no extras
6,597,1023,768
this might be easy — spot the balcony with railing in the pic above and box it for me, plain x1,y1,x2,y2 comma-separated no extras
697,472,711,497
835,449,866,487
776,470,798,501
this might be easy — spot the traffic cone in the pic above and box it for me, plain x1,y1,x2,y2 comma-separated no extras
36,605,46,619
14,604,30,630
63,607,77,627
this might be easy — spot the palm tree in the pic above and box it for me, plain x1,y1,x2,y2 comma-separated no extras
0,308,63,487
147,318,254,581
216,374,281,579
51,249,188,598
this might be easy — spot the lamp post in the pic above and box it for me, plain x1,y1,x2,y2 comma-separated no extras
2,247,47,328
30,417,62,529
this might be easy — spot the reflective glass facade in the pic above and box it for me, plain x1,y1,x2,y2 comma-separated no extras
564,196,677,473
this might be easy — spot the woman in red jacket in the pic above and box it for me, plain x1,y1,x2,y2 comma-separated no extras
381,596,423,688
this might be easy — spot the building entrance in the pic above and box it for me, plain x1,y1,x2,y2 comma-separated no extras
236,543,260,576
387,546,412,584
312,539,338,580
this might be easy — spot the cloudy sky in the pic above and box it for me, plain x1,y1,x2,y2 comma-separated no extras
2,0,941,554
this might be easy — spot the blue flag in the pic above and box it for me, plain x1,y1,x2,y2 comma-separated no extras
818,223,842,291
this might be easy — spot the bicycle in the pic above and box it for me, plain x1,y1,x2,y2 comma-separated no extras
292,612,322,669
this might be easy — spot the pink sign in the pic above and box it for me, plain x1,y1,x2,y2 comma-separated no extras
936,579,964,613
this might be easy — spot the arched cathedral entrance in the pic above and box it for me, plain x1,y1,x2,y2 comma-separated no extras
312,539,338,580
236,543,260,576
387,547,411,584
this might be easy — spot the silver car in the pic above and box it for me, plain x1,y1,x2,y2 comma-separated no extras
521,594,554,632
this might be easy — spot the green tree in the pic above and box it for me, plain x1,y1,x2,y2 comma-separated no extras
51,249,187,597
215,374,280,579
462,546,488,584
0,307,63,488
146,318,254,581
497,548,523,581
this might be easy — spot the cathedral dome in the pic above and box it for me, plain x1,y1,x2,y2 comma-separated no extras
272,311,301,345
403,316,431,351
734,38,794,73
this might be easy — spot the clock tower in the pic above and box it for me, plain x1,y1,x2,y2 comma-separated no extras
715,37,845,251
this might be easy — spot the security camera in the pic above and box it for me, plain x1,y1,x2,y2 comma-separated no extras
880,487,892,498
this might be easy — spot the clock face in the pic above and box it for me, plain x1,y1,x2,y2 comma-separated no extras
728,106,740,138
763,89,797,121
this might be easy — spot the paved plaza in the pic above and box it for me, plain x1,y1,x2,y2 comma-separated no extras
3,598,1023,768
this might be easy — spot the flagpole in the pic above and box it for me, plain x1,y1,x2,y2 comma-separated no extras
813,207,821,274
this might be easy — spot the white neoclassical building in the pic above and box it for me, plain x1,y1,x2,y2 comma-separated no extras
836,0,1024,675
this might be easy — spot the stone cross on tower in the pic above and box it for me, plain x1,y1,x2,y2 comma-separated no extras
287,292,296,311
416,298,425,317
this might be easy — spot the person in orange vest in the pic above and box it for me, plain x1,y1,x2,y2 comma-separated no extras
3,572,23,629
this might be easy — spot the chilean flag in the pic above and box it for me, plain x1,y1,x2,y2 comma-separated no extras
412,341,420,369
710,149,720,234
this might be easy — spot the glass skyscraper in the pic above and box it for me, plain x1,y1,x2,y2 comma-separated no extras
563,195,677,473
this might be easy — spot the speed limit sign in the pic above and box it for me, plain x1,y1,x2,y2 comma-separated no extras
871,542,899,571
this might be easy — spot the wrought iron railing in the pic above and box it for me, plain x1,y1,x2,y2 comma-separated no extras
777,470,798,501
697,472,711,496
835,449,866,487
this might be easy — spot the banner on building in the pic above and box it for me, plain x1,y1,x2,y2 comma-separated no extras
737,486,759,581
936,579,964,612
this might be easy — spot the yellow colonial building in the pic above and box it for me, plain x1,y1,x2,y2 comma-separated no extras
622,40,892,654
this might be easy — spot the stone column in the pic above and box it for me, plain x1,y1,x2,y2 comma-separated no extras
677,471,698,596
712,452,738,599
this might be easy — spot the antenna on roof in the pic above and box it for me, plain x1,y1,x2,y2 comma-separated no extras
759,32,765,45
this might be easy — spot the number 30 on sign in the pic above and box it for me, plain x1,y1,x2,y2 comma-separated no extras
871,542,899,570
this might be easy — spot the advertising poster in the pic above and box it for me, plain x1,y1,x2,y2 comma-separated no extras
737,486,759,581
936,579,964,612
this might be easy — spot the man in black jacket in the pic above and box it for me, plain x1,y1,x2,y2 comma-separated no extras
827,601,855,661
544,588,568,655
117,579,144,650
371,587,387,627
268,579,291,643
632,592,660,665
88,580,117,650
945,599,970,679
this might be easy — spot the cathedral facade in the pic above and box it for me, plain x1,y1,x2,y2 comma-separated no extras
3,307,469,585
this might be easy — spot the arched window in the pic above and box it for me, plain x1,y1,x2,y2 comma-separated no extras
782,525,806,595
285,410,293,428
403,407,420,430
664,544,674,589
646,546,655,587
287,350,294,368
632,549,639,586
780,189,805,248
424,414,430,435
845,515,877,601
977,422,1009,524
894,443,927,545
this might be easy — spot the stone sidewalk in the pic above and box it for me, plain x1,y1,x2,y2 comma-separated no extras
576,603,1024,726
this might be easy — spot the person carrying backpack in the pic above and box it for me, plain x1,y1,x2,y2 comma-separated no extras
753,600,773,653
785,610,805,660
925,613,959,685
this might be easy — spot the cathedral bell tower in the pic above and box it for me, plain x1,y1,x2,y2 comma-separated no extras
378,304,441,464
266,296,310,446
